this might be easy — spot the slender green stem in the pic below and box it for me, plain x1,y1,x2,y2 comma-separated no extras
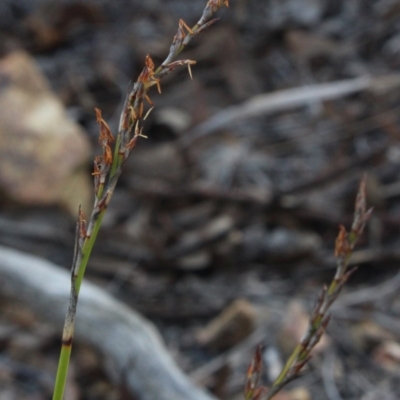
272,345,301,386
53,344,72,400
52,3,229,398
52,209,106,400
110,134,122,179
75,209,106,294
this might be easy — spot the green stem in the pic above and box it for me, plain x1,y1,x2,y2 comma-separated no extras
110,135,122,179
75,209,106,294
52,344,72,400
272,344,301,386
52,7,228,400
52,209,106,400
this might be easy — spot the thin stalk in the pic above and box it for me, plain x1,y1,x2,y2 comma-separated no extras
52,343,72,400
265,177,372,399
53,210,105,400
75,210,106,294
110,134,123,179
272,345,301,387
245,177,372,400
52,2,230,400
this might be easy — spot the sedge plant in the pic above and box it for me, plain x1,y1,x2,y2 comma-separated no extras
52,1,370,399
52,1,229,399
244,177,372,400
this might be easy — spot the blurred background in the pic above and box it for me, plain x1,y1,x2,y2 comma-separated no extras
1,0,400,399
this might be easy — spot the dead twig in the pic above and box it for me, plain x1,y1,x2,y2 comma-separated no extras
181,74,400,146
0,245,217,400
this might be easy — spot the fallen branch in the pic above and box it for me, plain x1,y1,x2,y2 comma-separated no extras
0,245,216,400
181,74,400,145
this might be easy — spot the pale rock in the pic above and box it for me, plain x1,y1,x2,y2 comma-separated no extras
0,51,91,215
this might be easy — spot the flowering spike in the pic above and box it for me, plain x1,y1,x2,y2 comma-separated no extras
205,0,229,15
187,62,193,79
95,107,114,143
137,55,152,85
92,156,102,176
126,136,138,152
339,266,358,288
155,80,162,94
176,20,186,40
129,106,137,122
135,121,148,139
245,345,264,400
196,18,220,34
138,54,161,92
180,19,194,35
103,144,113,166
145,94,154,107
54,4,230,400
139,102,144,118
350,175,373,239
335,224,348,258
145,54,155,70
144,106,154,121
78,207,87,240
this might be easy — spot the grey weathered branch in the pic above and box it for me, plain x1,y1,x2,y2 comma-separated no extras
181,74,400,145
0,245,216,400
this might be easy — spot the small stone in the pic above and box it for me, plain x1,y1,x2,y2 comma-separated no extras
288,387,311,400
176,251,211,271
372,341,400,373
196,298,257,350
